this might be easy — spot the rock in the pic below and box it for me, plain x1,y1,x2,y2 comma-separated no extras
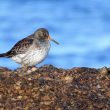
0,65,110,110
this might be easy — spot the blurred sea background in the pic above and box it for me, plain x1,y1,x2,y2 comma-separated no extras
0,0,110,69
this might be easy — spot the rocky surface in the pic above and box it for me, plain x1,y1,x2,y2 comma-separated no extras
0,65,110,110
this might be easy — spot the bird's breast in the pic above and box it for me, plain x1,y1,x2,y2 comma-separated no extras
25,43,50,65
12,42,51,66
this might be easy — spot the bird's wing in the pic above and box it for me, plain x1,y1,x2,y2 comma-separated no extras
7,34,34,57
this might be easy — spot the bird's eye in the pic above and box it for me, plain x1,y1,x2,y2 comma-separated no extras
43,33,46,37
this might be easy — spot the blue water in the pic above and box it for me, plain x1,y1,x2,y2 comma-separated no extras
0,0,110,69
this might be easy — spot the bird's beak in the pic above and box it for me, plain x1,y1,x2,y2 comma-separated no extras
48,36,59,45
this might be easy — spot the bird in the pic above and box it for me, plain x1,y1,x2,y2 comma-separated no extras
0,28,59,70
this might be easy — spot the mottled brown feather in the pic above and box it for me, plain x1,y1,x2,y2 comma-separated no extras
6,34,34,57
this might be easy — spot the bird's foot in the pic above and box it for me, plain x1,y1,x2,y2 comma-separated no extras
15,65,38,76
27,66,38,74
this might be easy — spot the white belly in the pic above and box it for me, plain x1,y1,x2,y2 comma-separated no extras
12,43,50,66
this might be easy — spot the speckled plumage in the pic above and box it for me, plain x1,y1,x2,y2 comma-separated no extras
0,28,59,67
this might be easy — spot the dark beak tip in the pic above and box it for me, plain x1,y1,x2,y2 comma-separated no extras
51,38,59,45
56,42,59,45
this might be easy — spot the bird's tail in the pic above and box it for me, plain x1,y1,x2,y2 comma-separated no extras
0,53,8,57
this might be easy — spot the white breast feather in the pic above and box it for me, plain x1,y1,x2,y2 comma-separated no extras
12,42,50,66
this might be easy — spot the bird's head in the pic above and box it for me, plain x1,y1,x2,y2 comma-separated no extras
34,28,59,45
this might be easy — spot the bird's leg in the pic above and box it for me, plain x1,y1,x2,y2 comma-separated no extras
16,64,29,76
17,64,37,76
21,64,29,73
